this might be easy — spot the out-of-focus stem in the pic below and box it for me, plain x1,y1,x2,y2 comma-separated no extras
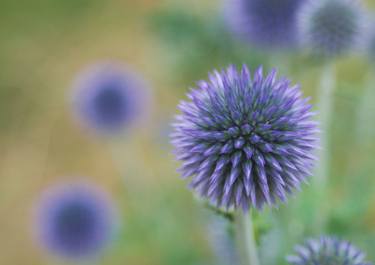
314,63,336,230
236,211,260,265
356,72,375,148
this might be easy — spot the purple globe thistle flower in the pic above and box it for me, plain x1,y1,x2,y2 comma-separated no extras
287,236,373,265
72,63,149,135
226,0,306,49
299,0,364,58
171,65,317,211
34,183,116,260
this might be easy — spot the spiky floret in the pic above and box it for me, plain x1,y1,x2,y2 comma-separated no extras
299,0,363,57
226,0,305,49
287,236,373,265
171,65,318,211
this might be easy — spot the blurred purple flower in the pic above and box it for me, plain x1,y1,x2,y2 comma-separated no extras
299,0,363,57
287,236,373,265
72,63,149,135
35,183,116,260
171,65,318,211
226,0,305,49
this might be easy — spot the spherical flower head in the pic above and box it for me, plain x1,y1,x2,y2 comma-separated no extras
287,236,373,265
171,65,318,211
299,0,363,58
72,63,149,135
34,183,116,260
226,0,306,49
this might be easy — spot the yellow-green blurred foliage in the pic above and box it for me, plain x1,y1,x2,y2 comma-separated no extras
0,0,374,264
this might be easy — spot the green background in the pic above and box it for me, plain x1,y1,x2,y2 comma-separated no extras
0,0,374,264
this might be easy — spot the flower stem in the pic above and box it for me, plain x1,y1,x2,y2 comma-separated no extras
236,211,260,265
314,62,336,231
356,72,375,148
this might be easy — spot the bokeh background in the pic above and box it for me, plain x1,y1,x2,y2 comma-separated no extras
0,0,374,264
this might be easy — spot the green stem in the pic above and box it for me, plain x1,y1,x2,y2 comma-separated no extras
356,72,375,148
314,63,336,231
236,211,260,265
